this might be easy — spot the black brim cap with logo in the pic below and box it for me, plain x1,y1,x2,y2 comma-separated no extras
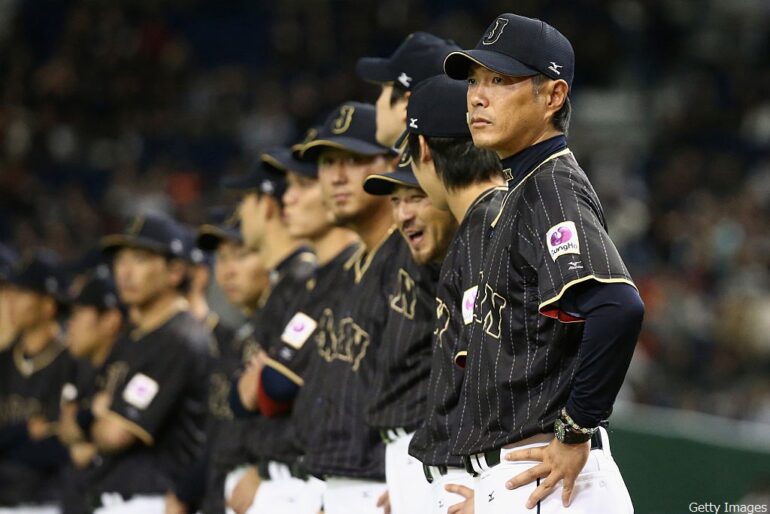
356,31,462,91
7,250,67,302
101,213,189,259
197,207,243,251
298,102,391,161
443,13,574,91
262,146,319,179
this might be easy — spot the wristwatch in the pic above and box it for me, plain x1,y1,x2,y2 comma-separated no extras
554,407,598,444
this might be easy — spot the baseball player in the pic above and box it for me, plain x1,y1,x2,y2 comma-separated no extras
356,31,460,148
193,210,268,514
232,143,362,514
224,162,317,514
357,32,463,514
81,213,213,513
0,244,18,351
0,251,74,513
383,74,506,514
361,164,456,514
288,101,399,514
58,269,125,514
442,13,644,513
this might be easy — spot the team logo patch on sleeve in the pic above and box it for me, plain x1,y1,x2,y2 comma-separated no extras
122,373,159,410
281,312,318,349
546,221,580,261
462,286,479,325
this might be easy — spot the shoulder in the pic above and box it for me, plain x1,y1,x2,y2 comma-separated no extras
163,312,214,356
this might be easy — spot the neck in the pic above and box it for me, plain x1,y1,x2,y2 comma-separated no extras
261,225,305,271
91,337,116,367
499,128,563,160
187,293,210,322
447,178,506,222
350,202,393,250
133,290,186,334
313,227,359,265
21,321,58,355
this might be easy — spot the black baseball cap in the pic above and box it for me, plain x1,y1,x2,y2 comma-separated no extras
364,168,422,196
262,146,318,179
197,207,242,251
444,13,574,90
221,161,288,200
69,269,122,312
0,243,18,283
299,102,391,160
101,213,188,259
179,224,208,266
394,74,471,161
7,250,66,299
356,32,461,91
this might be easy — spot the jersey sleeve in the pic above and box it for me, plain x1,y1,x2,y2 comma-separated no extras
518,166,635,322
107,346,195,445
265,309,320,384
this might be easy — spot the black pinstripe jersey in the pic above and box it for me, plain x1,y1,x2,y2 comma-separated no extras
452,150,635,456
297,230,406,480
365,246,440,431
409,186,506,467
242,247,316,464
87,309,212,497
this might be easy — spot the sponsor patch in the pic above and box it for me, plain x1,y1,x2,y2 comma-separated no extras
281,312,317,349
462,286,478,325
122,373,159,410
546,221,580,262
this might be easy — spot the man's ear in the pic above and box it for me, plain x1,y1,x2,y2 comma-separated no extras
166,259,188,290
397,91,412,125
546,79,569,118
418,135,433,164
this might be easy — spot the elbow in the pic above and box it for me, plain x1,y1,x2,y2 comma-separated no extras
90,419,135,454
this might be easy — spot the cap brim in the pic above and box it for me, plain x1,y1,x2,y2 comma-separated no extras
363,170,422,196
100,235,169,256
197,225,242,251
300,137,390,160
261,150,318,178
444,49,539,80
355,57,394,84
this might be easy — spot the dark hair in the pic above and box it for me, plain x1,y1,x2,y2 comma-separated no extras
532,74,571,134
407,135,502,191
389,83,409,107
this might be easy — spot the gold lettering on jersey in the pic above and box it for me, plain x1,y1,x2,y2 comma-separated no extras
315,309,370,372
240,339,261,364
331,105,355,134
435,298,450,347
208,372,234,420
0,395,43,424
389,268,417,320
476,284,507,339
103,361,130,397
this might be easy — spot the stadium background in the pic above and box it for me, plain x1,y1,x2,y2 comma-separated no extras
0,0,768,511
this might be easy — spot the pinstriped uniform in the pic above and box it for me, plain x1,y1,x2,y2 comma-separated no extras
452,150,635,456
408,187,506,468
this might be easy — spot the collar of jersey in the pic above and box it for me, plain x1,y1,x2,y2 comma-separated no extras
501,134,567,188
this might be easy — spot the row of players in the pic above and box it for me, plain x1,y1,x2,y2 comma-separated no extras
0,12,643,514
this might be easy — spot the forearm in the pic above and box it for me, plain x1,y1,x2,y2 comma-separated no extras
563,283,644,427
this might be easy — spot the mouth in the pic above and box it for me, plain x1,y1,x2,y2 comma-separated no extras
470,115,492,129
332,192,351,205
404,229,425,249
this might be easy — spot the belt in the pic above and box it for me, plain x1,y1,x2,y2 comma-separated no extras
462,430,604,477
257,458,309,480
379,427,410,444
422,464,448,484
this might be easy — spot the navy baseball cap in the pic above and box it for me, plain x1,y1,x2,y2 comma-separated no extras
8,250,66,299
299,102,391,160
356,32,461,90
394,75,471,162
364,168,422,196
197,208,242,251
69,269,122,312
444,14,574,90
221,161,288,200
179,224,208,266
101,213,188,259
262,147,318,179
0,244,18,283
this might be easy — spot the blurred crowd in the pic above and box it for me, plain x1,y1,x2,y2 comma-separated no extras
0,0,768,424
